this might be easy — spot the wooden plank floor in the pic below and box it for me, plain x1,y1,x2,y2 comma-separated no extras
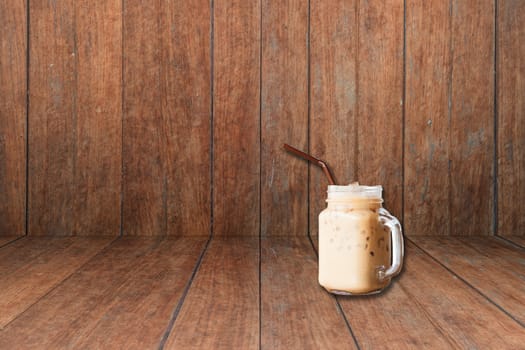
0,236,524,349
0,236,22,248
501,235,525,248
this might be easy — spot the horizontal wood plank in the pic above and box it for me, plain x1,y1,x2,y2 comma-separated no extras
261,237,357,349
393,241,525,348
313,237,524,348
411,236,525,325
164,237,259,349
0,237,113,328
0,237,205,348
501,236,525,248
311,235,455,348
0,236,21,248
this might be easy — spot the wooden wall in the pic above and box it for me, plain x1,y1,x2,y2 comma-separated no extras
0,0,523,237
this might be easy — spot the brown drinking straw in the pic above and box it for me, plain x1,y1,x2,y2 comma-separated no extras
283,144,336,185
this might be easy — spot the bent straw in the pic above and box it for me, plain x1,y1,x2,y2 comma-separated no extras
283,144,336,185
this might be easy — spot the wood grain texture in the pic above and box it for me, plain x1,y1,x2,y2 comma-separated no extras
503,235,525,248
213,0,261,236
404,0,451,236
261,237,357,349
0,0,26,236
0,237,205,347
29,0,76,235
357,0,403,218
0,237,112,328
29,0,121,236
162,0,211,236
74,0,122,235
261,0,308,236
339,285,457,348
310,0,358,235
122,0,164,236
165,237,259,349
311,235,456,348
396,241,525,348
123,0,211,236
0,237,20,248
338,241,525,348
449,0,494,235
411,236,525,325
498,0,525,236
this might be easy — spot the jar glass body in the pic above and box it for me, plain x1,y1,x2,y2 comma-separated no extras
318,196,392,295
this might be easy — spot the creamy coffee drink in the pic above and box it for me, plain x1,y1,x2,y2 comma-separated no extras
318,184,395,295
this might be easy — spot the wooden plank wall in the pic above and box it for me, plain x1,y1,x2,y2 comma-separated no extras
0,1,523,237
0,0,26,236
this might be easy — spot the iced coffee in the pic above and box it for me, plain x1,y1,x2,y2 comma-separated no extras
318,184,403,295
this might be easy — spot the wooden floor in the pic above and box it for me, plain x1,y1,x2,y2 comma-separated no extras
0,235,524,349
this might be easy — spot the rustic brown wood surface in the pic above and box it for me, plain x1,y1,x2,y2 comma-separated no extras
339,283,457,348
74,0,122,235
309,0,358,235
164,237,259,349
0,237,205,347
122,0,164,235
123,0,211,236
1,2,524,236
261,237,357,349
310,236,525,348
162,0,211,236
411,236,525,325
0,237,112,328
357,0,403,219
311,236,455,348
28,0,76,235
261,0,308,236
404,0,452,236
0,236,21,248
503,236,525,248
498,0,525,237
0,0,26,236
449,0,494,235
29,1,121,236
396,241,525,348
213,0,261,236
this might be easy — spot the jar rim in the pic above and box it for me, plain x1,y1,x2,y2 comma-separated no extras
327,184,382,192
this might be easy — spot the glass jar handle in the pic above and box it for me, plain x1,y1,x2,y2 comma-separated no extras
377,208,404,282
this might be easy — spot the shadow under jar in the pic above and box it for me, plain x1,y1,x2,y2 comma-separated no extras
318,185,404,295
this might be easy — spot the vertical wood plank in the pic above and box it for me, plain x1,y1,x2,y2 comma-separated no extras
122,0,164,236
357,0,404,218
411,236,525,325
261,0,308,236
213,0,261,236
404,0,451,236
74,0,122,235
29,0,121,236
0,0,26,236
162,0,211,236
123,0,211,236
498,0,525,236
0,238,205,348
29,0,76,235
310,0,358,235
449,0,494,235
